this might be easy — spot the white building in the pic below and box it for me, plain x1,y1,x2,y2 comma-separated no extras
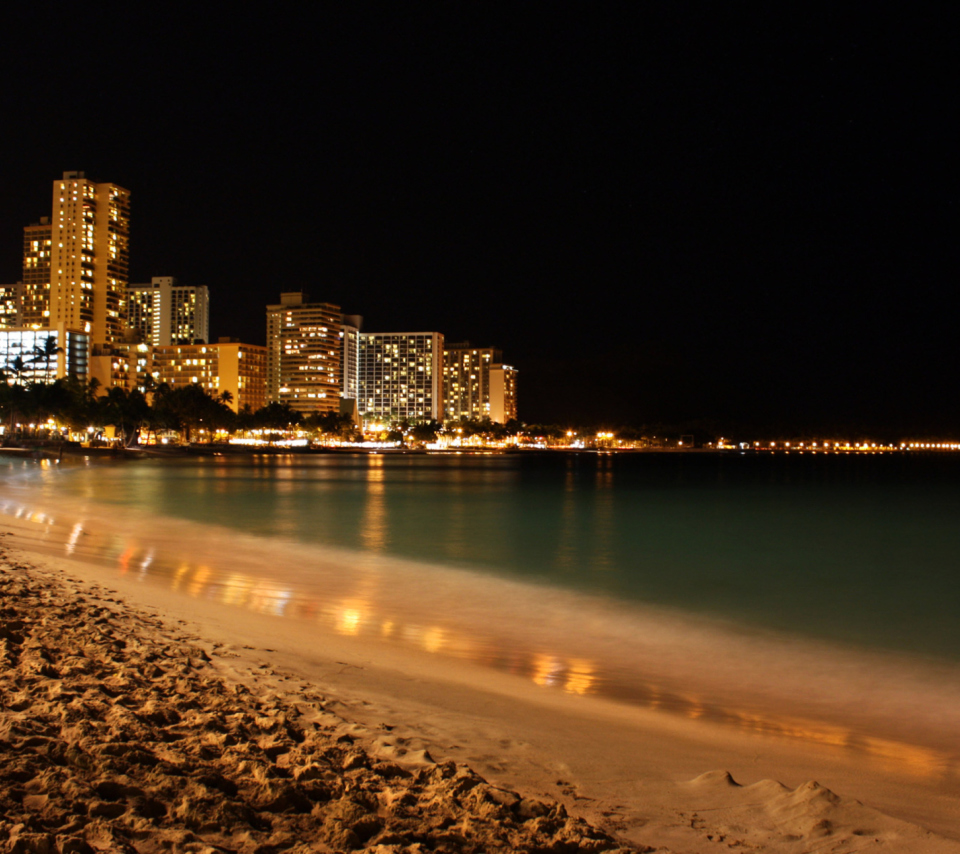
0,326,89,383
126,276,210,346
358,331,444,425
340,314,362,403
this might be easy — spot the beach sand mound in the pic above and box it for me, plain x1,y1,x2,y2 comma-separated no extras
663,769,960,853
0,554,638,854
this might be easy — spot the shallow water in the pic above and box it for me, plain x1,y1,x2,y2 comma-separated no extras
5,451,960,658
3,451,960,777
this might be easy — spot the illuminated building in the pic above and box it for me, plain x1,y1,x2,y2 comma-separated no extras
49,171,130,345
0,284,20,327
266,292,341,414
88,342,150,392
358,331,445,424
21,218,52,328
0,326,89,383
489,363,518,423
341,314,362,403
148,339,267,412
126,277,210,345
443,342,502,421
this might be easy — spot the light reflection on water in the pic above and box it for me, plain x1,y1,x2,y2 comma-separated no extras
14,451,960,661
2,492,959,786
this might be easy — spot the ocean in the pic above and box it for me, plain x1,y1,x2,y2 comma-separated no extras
3,450,960,766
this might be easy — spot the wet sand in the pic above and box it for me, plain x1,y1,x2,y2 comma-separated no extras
3,519,960,852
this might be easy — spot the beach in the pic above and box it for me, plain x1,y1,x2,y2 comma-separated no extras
4,512,960,854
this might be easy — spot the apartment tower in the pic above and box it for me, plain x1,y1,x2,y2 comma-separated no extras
266,292,342,414
21,218,53,328
126,276,210,345
358,331,445,425
0,284,20,327
49,171,130,345
488,364,519,424
443,342,502,422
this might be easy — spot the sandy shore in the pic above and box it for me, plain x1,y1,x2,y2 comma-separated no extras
3,525,960,853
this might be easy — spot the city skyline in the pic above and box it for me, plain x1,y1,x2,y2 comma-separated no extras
2,7,952,432
2,173,521,426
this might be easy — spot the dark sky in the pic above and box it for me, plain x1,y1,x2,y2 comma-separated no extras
2,6,954,434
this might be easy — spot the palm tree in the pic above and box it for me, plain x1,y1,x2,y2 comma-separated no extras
101,386,150,448
31,335,64,381
6,355,28,385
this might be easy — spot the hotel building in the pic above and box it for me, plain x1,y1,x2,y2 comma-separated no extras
489,363,519,424
0,284,20,327
148,339,267,413
266,293,342,414
49,172,130,346
0,327,89,384
358,331,444,425
341,314,362,403
126,277,210,345
3,173,130,386
21,218,53,328
443,342,519,424
443,342,502,422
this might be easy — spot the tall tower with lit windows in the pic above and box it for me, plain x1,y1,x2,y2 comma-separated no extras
266,292,342,414
21,217,52,328
358,331,445,424
49,171,130,345
126,276,210,345
443,342,502,422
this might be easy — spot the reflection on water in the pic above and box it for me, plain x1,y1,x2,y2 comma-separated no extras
555,465,577,573
10,452,960,661
2,494,958,784
592,459,615,573
360,458,387,552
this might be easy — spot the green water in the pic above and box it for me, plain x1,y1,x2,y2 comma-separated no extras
4,451,960,660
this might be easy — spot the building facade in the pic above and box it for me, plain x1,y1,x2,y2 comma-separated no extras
0,284,20,328
358,331,444,425
0,326,89,384
148,340,267,413
488,363,519,424
266,293,342,414
443,342,503,422
126,277,210,345
49,171,130,345
340,314,362,403
21,218,52,328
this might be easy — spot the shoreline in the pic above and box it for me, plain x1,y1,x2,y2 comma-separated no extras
4,522,960,851
6,444,959,462
0,543,629,854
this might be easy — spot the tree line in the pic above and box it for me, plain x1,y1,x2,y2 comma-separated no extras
0,373,362,448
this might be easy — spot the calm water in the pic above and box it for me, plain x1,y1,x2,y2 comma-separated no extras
4,450,959,660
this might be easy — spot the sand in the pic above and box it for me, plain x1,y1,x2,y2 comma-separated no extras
3,524,960,853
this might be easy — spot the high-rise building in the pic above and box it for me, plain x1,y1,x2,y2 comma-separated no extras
443,342,503,422
266,292,342,414
126,277,210,345
488,363,519,424
340,314,362,402
0,284,20,328
49,171,130,345
358,331,445,425
21,218,52,328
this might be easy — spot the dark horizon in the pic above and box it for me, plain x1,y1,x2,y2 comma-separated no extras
2,7,954,434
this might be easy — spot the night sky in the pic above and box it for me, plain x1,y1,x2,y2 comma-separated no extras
2,7,954,434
